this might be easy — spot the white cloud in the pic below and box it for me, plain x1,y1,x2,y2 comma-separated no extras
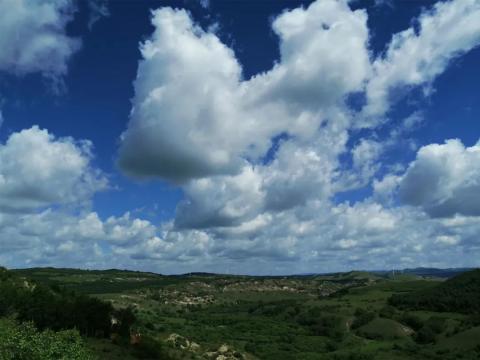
351,139,383,184
118,0,370,182
436,235,460,246
110,0,480,273
1,195,480,274
362,0,480,121
87,0,110,29
0,0,80,79
250,0,370,112
3,0,480,274
175,165,264,229
117,7,247,182
373,174,402,204
399,138,480,218
0,126,107,212
199,0,209,9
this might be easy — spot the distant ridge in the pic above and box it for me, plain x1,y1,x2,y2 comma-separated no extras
10,266,476,278
399,267,475,278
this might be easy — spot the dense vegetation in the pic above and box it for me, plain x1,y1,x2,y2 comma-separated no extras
389,269,480,313
0,267,122,336
0,318,95,360
0,267,170,359
1,266,479,359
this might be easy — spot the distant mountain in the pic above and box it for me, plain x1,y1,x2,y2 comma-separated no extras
401,267,475,278
370,267,475,279
298,267,474,279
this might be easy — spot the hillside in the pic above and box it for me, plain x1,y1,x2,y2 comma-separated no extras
389,269,480,313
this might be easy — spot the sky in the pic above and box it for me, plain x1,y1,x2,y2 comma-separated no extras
0,0,479,275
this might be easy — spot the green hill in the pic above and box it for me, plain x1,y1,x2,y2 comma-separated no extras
356,318,413,340
389,269,480,313
437,326,480,351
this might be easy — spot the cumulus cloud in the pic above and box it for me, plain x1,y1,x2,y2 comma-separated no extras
351,139,383,185
3,0,480,274
110,0,480,273
0,126,107,212
118,0,370,182
249,0,370,112
399,138,480,218
362,0,480,121
0,0,80,79
117,7,246,182
1,194,480,273
175,166,264,229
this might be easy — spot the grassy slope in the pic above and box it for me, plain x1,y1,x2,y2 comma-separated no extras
357,318,412,340
389,269,480,313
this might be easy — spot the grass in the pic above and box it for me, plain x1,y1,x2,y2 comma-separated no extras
5,267,480,360
437,326,480,350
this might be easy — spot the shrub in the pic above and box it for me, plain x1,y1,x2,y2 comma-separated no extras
0,319,95,360
351,309,375,329
379,305,396,318
415,326,436,344
399,313,423,331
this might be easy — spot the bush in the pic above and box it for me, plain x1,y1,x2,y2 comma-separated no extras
0,270,132,339
425,316,445,334
415,326,436,344
0,318,95,360
379,305,396,318
351,309,375,329
132,335,169,359
399,313,423,331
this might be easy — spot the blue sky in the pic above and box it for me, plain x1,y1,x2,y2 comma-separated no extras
0,0,479,274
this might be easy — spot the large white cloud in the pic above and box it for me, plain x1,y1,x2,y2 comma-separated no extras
110,0,480,273
0,0,80,79
0,126,107,212
117,7,247,182
399,138,480,218
362,0,480,122
118,0,370,182
248,0,370,112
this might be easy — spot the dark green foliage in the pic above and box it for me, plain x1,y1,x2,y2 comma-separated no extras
415,326,437,344
389,269,480,313
132,335,168,359
351,308,375,329
0,318,95,360
0,268,133,338
413,316,445,344
399,312,424,331
378,305,396,318
114,306,137,337
296,307,346,340
424,316,445,334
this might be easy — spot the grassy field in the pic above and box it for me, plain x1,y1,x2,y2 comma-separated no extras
6,267,480,359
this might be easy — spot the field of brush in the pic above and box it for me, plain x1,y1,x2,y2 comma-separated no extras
7,267,479,360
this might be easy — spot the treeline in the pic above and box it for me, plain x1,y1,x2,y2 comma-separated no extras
0,267,134,337
389,269,480,313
